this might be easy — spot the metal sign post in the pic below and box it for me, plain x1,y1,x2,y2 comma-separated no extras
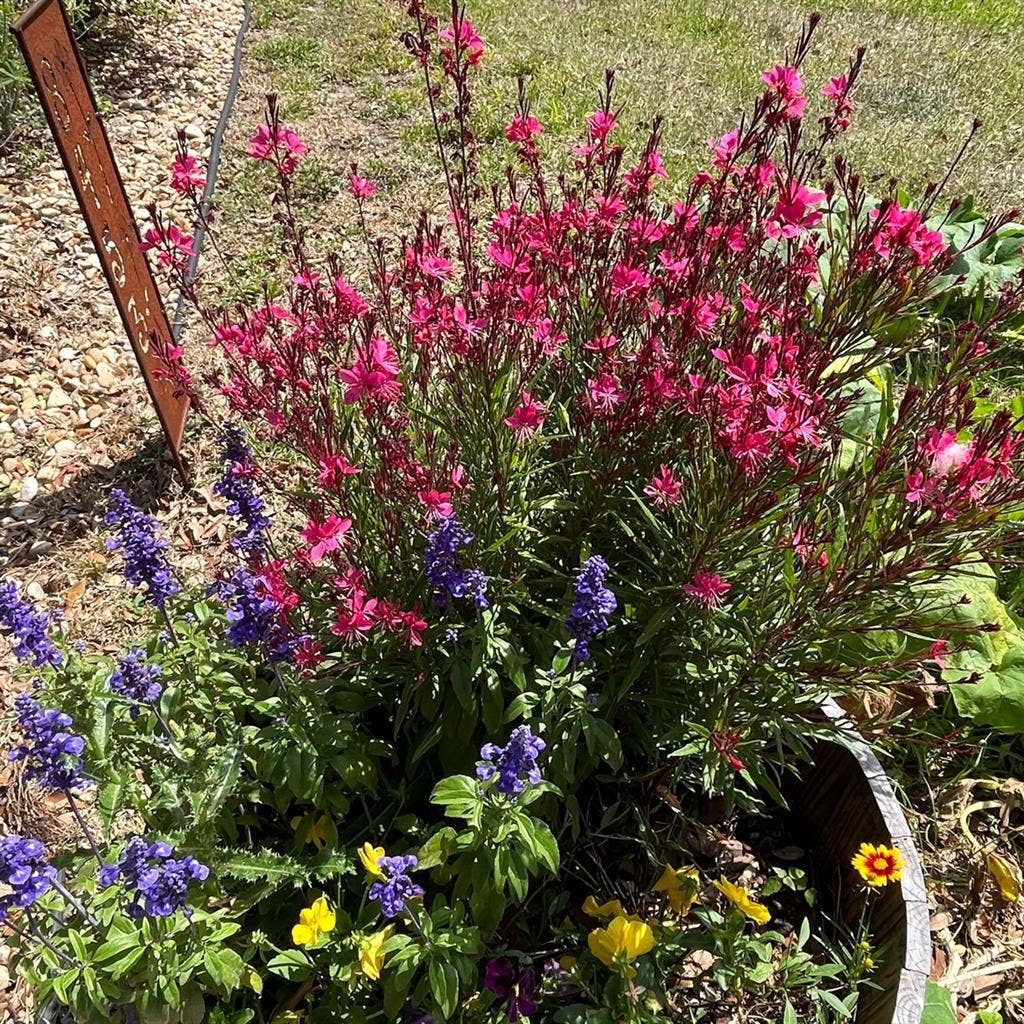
11,0,189,480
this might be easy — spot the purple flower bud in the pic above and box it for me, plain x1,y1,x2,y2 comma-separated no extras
105,490,180,609
215,424,271,554
8,695,87,792
424,515,489,609
109,648,163,718
368,854,423,918
476,725,546,798
0,581,62,668
565,556,616,661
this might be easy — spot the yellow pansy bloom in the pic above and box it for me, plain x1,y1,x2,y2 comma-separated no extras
358,842,386,879
358,925,393,981
582,895,626,918
652,864,700,916
291,896,336,947
588,915,656,976
712,877,770,925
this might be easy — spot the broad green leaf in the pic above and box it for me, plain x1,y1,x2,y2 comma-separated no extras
921,980,957,1024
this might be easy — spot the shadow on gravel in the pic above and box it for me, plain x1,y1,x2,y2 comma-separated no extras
1,439,178,571
76,19,184,104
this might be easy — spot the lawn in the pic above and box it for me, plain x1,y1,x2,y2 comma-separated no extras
247,0,1024,211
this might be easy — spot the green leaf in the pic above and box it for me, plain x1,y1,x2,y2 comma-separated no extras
265,949,312,981
427,958,459,1020
418,826,458,870
204,948,245,992
194,743,244,826
921,981,957,1024
951,647,1024,734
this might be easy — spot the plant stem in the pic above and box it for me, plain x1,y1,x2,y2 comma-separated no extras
63,790,104,867
9,911,74,967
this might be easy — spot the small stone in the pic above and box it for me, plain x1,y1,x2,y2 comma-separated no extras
18,476,39,502
26,582,46,601
46,386,72,409
54,439,76,457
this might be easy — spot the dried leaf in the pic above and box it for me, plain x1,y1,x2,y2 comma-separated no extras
64,578,86,611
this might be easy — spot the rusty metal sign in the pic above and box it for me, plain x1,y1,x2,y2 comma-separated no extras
11,0,189,475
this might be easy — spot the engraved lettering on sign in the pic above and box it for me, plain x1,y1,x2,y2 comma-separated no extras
13,0,189,465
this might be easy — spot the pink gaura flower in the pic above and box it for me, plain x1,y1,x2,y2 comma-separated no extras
331,588,378,641
348,172,377,199
821,73,854,129
417,250,453,280
623,149,669,191
761,64,806,121
610,262,651,300
925,429,973,478
439,16,485,67
587,109,617,142
292,269,321,290
708,128,740,170
683,571,732,610
247,122,307,175
382,606,428,647
587,372,625,414
870,203,946,266
293,638,324,672
318,455,360,490
928,639,949,670
259,559,299,613
170,154,205,193
301,514,352,564
332,277,370,322
506,114,543,144
644,465,682,507
418,489,454,519
140,224,195,269
504,391,547,436
766,182,826,240
339,336,402,406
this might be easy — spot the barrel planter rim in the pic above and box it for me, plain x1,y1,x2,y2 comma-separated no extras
810,697,930,1024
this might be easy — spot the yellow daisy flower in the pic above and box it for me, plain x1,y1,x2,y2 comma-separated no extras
851,842,903,887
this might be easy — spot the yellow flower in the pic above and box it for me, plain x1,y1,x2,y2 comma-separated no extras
358,842,386,879
358,925,393,981
588,915,656,976
863,957,875,970
582,895,626,918
712,877,771,925
851,843,903,887
652,864,700,916
291,896,336,947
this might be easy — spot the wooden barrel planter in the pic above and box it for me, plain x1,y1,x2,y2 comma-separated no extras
789,699,929,1024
